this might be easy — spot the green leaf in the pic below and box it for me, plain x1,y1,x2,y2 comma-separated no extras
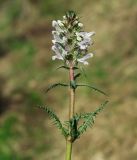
74,73,81,80
37,106,69,137
69,117,79,141
80,66,87,78
64,115,80,142
76,84,108,96
92,100,109,116
63,101,108,140
56,66,79,70
45,83,69,93
73,67,79,70
56,65,69,70
78,113,95,135
70,80,77,89
78,101,108,135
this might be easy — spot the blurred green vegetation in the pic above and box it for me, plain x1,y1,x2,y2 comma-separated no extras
0,116,20,160
0,0,137,160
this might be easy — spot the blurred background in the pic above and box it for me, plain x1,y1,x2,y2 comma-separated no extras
0,0,137,160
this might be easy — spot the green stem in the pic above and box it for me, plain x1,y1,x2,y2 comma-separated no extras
65,141,72,160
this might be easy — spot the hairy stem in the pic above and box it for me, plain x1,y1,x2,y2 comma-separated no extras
69,65,75,119
65,62,75,160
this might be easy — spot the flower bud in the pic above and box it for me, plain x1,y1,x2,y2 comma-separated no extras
52,20,57,27
78,23,83,27
57,20,64,27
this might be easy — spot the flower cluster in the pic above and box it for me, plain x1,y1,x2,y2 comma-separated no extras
52,11,95,65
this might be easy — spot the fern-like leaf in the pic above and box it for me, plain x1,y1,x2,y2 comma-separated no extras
92,100,108,116
45,83,69,93
64,115,80,142
37,106,69,137
78,101,108,135
80,66,87,78
76,84,107,96
62,101,108,140
79,101,108,119
78,113,95,135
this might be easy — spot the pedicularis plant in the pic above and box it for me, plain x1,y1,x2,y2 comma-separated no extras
38,11,108,160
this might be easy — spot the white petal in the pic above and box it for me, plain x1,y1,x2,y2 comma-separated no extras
52,45,60,56
57,20,64,26
80,44,87,50
78,41,89,50
51,45,56,51
52,44,68,60
88,32,95,37
52,20,64,32
62,49,68,56
52,40,56,44
82,53,93,59
52,31,67,44
52,20,57,27
52,55,63,60
53,34,61,42
52,31,55,34
77,31,95,38
77,31,95,50
77,53,93,65
83,61,89,65
52,56,57,60
52,45,64,60
52,55,63,61
77,58,88,65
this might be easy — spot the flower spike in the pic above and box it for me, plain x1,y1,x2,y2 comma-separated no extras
52,11,95,66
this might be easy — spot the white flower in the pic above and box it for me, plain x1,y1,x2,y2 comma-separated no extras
52,44,67,61
52,20,64,33
52,31,67,44
57,20,64,27
52,20,57,27
52,45,63,60
76,32,95,50
77,53,93,65
78,40,90,50
51,12,95,66
78,32,95,37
